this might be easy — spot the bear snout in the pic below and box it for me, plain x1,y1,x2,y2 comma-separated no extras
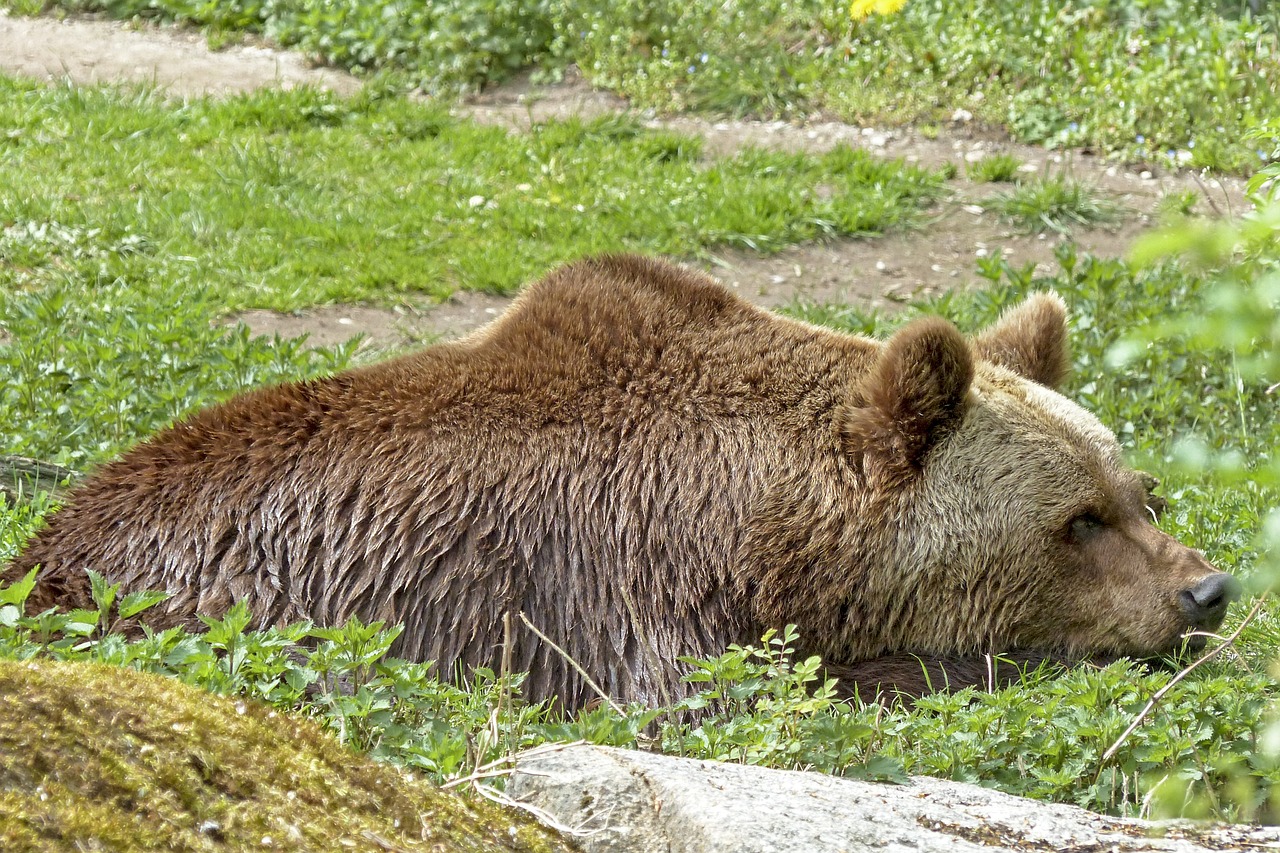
1177,572,1242,630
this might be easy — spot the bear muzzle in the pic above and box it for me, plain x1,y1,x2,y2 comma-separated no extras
1177,572,1242,632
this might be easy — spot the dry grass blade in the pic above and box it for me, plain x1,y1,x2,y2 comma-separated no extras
0,455,79,504
472,782,600,838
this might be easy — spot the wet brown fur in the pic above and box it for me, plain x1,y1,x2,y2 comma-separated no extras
7,255,1228,709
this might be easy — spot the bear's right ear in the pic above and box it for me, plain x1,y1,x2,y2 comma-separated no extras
837,317,973,482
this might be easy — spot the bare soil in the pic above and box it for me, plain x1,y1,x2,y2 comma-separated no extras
0,13,1249,350
0,12,360,97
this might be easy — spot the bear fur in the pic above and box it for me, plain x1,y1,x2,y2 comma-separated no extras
7,254,1236,708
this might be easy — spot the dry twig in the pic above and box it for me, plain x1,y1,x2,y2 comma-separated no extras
518,611,626,716
1102,593,1268,762
441,740,589,790
472,782,600,838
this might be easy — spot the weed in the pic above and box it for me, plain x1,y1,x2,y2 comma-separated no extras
966,153,1023,184
1155,189,1200,221
990,177,1123,234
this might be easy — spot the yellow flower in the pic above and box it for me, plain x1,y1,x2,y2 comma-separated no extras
850,0,907,20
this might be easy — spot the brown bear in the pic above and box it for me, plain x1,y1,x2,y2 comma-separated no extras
6,254,1238,709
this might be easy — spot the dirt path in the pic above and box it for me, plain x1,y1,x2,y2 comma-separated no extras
0,13,1250,349
0,12,360,96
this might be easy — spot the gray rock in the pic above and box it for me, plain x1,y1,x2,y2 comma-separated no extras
509,745,1280,852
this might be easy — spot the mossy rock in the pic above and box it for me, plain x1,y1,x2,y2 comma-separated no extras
0,659,575,852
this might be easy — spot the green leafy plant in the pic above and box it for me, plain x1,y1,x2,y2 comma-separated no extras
667,625,843,764
1,551,1278,819
1120,199,1280,590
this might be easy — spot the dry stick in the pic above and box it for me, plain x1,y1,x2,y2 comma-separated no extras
441,739,590,790
1102,594,1268,763
518,611,626,717
472,782,599,838
499,611,513,761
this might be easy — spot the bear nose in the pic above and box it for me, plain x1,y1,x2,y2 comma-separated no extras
1177,573,1242,629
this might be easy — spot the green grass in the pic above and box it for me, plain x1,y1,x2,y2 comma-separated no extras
990,177,1123,234
966,153,1023,184
1155,188,1200,221
0,277,359,466
0,75,942,312
9,0,1278,171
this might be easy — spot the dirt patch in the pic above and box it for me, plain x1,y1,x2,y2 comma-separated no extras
229,291,514,351
463,64,629,124
0,15,1249,350
0,12,360,97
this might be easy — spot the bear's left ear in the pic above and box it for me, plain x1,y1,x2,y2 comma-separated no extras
973,292,1071,389
837,316,973,480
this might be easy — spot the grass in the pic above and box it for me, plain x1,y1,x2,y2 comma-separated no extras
966,153,1023,184
1155,188,1200,221
990,177,1123,234
7,0,1278,171
0,276,359,467
0,75,943,312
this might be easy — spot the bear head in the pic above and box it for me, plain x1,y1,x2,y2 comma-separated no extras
752,294,1240,668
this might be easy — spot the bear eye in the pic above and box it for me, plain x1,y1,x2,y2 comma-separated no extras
1069,512,1106,541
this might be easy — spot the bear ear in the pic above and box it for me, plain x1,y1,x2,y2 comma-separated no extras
838,316,973,479
972,292,1071,389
